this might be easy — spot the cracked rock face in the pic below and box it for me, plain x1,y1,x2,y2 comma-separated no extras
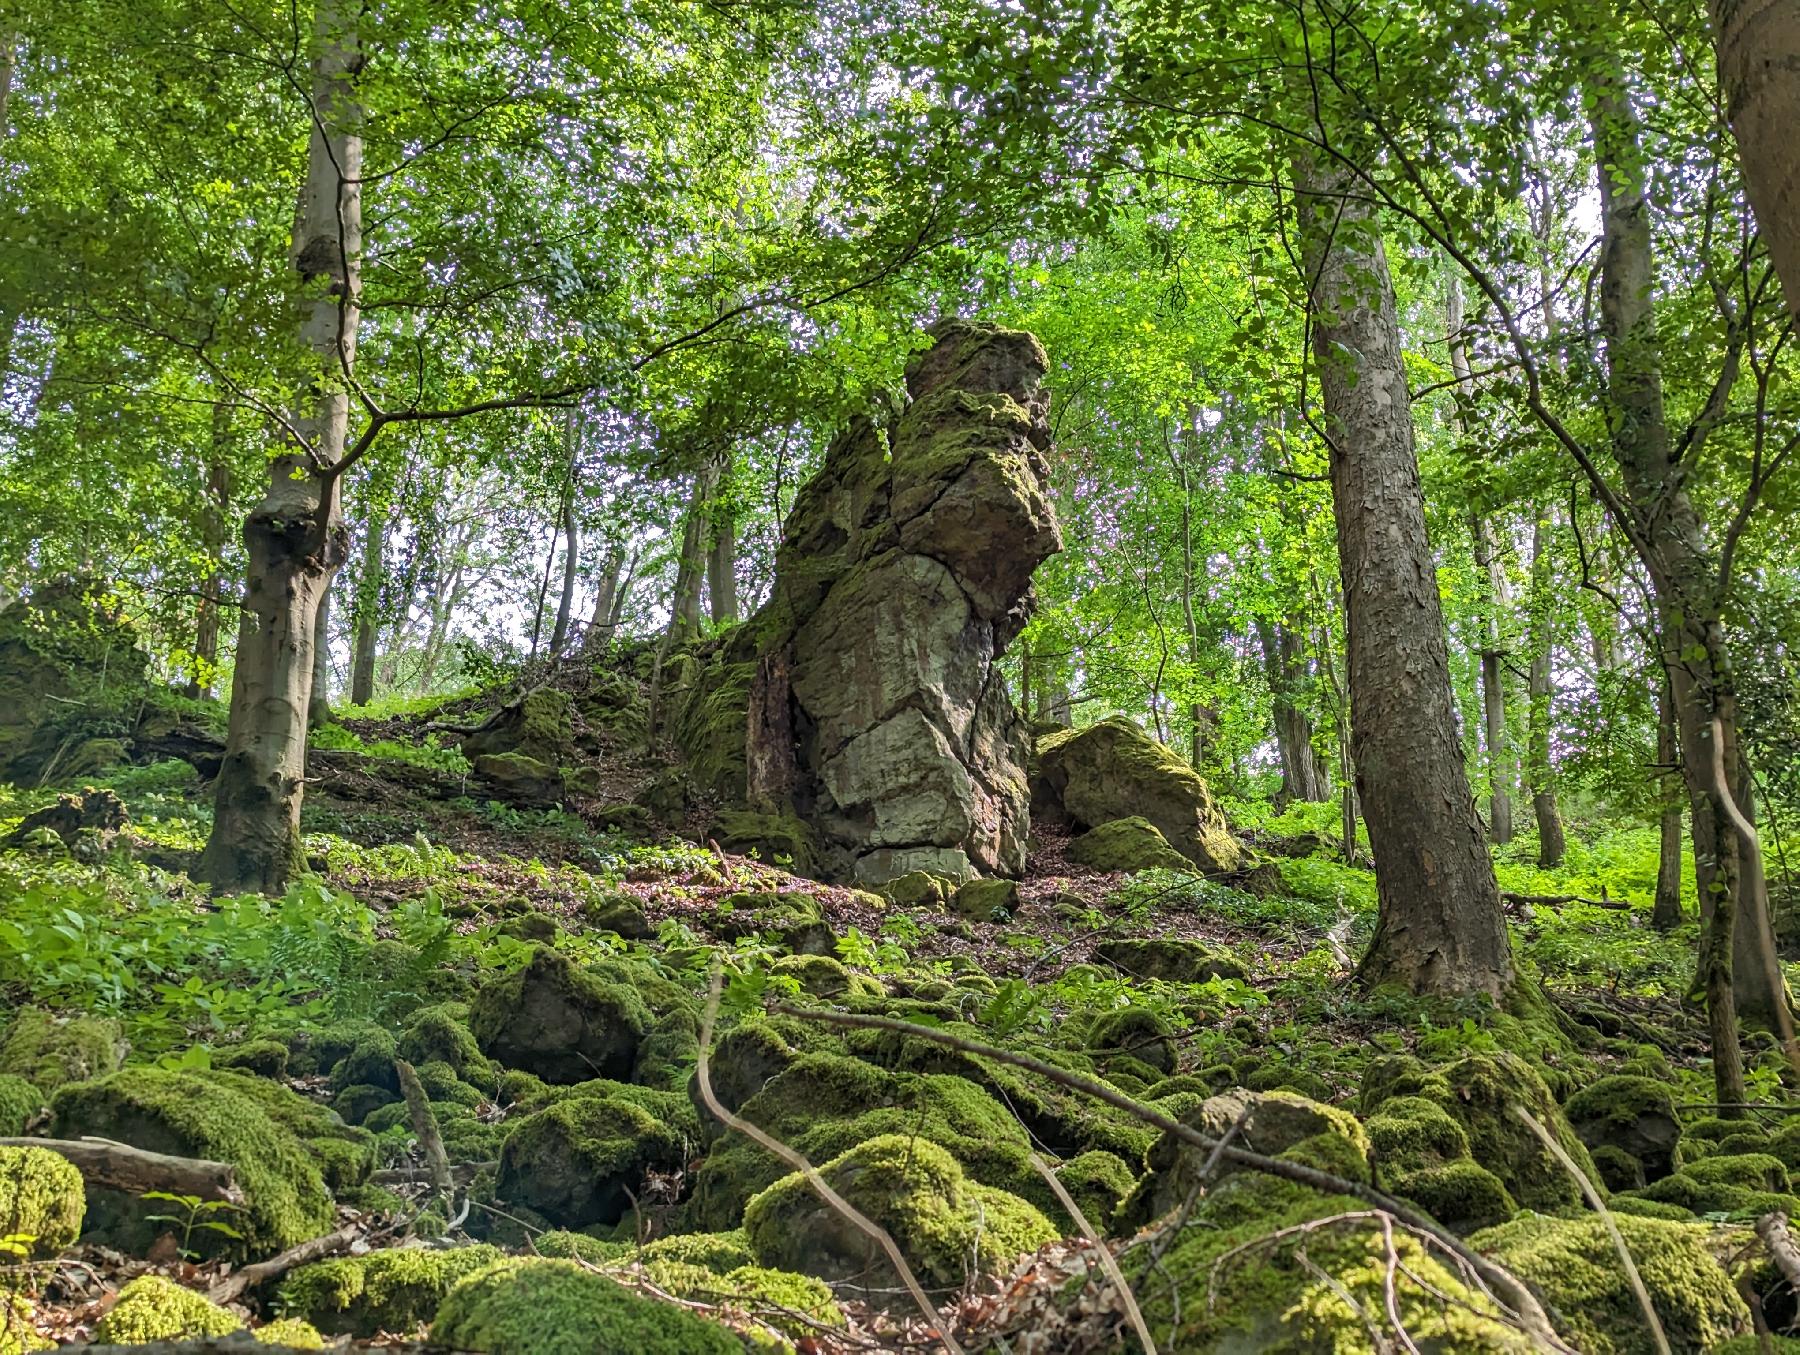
743,321,1061,885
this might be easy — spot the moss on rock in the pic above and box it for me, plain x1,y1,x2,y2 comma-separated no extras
279,1244,503,1337
1093,936,1245,984
1054,1150,1137,1230
1471,1213,1750,1353
398,1003,495,1088
1565,1073,1681,1182
768,954,881,999
1391,1159,1515,1234
0,1145,83,1257
215,1039,290,1078
51,1068,333,1258
469,944,648,1084
496,1096,685,1229
744,1134,1057,1293
1067,816,1197,873
430,1257,741,1355
1085,1007,1177,1075
0,1077,44,1137
252,1316,326,1348
0,1009,122,1093
1365,1094,1470,1179
92,1276,240,1344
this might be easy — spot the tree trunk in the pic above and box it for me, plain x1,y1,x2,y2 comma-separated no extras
197,0,360,895
583,545,624,654
548,490,580,657
1654,678,1685,929
1293,147,1513,998
308,589,334,728
185,403,233,700
1711,0,1800,318
1525,509,1565,866
1258,616,1328,805
348,502,385,707
668,458,718,644
707,510,737,625
1731,754,1790,1031
1588,51,1749,1108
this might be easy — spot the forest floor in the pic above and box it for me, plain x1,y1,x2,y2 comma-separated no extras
0,662,1790,1353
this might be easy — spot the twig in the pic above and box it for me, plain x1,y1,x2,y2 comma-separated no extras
1514,1106,1670,1355
1500,890,1628,910
703,971,963,1355
394,1059,453,1208
206,1221,361,1304
770,1003,1566,1349
1028,1153,1157,1355
0,1137,241,1205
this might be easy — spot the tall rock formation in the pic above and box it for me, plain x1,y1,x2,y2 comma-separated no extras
671,321,1061,885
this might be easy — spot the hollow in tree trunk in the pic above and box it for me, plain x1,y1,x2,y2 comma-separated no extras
1292,147,1513,998
197,0,360,895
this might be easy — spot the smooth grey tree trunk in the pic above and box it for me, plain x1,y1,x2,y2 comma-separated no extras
1712,0,1800,318
349,502,385,706
199,0,360,893
1654,679,1685,929
1293,147,1513,998
1525,510,1565,866
548,493,580,656
185,402,233,700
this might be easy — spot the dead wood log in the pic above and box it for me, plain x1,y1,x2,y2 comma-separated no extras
1500,890,1629,910
0,1136,241,1204
206,1221,362,1304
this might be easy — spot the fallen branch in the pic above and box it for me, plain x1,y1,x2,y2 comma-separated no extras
0,1137,241,1205
394,1059,454,1208
206,1221,362,1305
1515,1106,1670,1355
704,971,963,1355
369,1160,490,1188
771,1003,1568,1351
1756,1212,1800,1296
1500,891,1628,910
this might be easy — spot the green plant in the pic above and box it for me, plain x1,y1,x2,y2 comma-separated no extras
141,1192,246,1259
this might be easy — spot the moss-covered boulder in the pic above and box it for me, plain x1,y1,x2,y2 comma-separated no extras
1391,1160,1516,1234
1630,1151,1800,1215
1086,1007,1177,1074
0,1145,84,1257
430,1257,741,1354
951,876,1020,921
687,1052,1043,1229
1067,816,1197,873
1034,716,1242,872
252,1317,326,1348
51,1068,333,1258
1094,937,1245,984
0,1076,44,1137
1119,1088,1370,1231
1055,1150,1138,1229
1361,1051,1596,1213
470,752,565,806
745,1134,1057,1293
215,1039,290,1079
398,1003,494,1088
469,945,647,1084
0,1009,123,1092
582,894,653,940
92,1276,240,1344
1365,1094,1471,1179
278,1244,503,1337
1471,1213,1750,1353
462,687,572,765
1565,1074,1682,1183
643,1261,845,1342
496,1097,685,1229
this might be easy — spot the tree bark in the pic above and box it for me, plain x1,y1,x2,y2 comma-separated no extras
185,402,233,701
548,487,580,656
1653,678,1685,929
1525,509,1565,866
308,589,334,729
348,497,385,706
668,456,719,643
1711,0,1800,318
197,0,361,895
1257,616,1328,805
1588,51,1750,1108
583,544,624,654
707,508,737,625
1293,147,1513,998
1731,755,1789,1032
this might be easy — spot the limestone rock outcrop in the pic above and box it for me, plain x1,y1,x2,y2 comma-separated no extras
673,321,1061,885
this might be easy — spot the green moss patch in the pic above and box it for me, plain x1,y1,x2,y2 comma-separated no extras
0,1145,84,1257
92,1275,239,1344
279,1244,503,1337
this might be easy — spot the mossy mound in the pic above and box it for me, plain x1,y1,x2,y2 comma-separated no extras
0,1008,123,1092
1365,1094,1470,1178
1094,936,1245,983
1470,1213,1750,1353
495,1096,685,1229
1066,816,1197,873
1085,1006,1177,1074
278,1244,503,1337
215,1039,290,1078
1120,1088,1370,1231
0,1145,84,1257
0,1076,45,1137
398,1003,495,1088
636,1229,756,1273
1054,1150,1138,1229
1564,1073,1682,1182
639,1260,845,1342
430,1257,742,1355
252,1317,326,1348
1390,1159,1515,1234
51,1068,334,1259
686,1052,1043,1229
92,1275,240,1344
767,954,881,999
744,1134,1057,1294
1359,1051,1596,1213
1631,1149,1800,1216
951,876,1020,921
469,944,648,1084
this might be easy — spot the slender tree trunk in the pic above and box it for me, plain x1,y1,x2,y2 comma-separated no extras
1176,456,1207,770
707,512,737,625
198,0,361,894
416,561,464,693
348,496,385,706
1654,678,1686,929
1711,0,1800,318
308,590,334,729
1731,755,1790,1031
185,402,233,700
548,490,580,657
1293,147,1513,998
583,545,624,654
610,546,639,628
1588,52,1750,1108
668,457,718,644
1258,616,1328,805
1525,509,1566,866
